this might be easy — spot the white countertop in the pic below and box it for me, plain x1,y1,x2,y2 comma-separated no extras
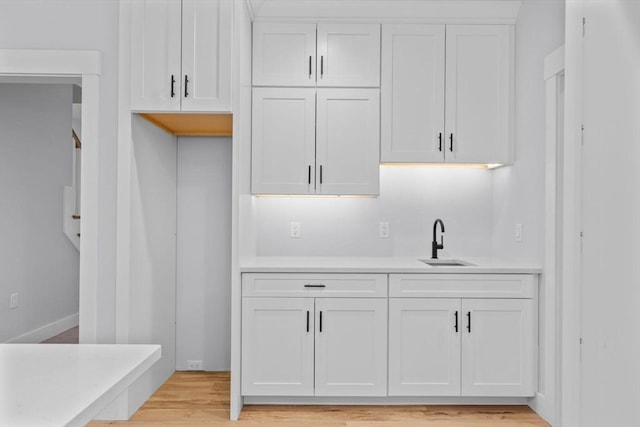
240,256,541,274
0,344,161,427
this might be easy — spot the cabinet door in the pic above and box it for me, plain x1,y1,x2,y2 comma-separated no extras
130,0,182,111
181,0,232,111
251,88,316,195
315,298,387,396
388,298,461,396
317,24,381,87
445,25,512,164
253,22,317,87
461,299,535,396
381,24,446,163
316,89,380,195
241,298,315,396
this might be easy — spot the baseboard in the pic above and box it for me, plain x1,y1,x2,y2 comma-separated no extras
244,396,530,405
529,391,554,425
7,313,79,343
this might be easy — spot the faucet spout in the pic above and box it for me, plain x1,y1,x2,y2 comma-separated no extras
431,219,445,259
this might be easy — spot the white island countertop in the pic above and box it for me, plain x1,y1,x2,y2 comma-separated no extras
240,256,541,274
0,344,161,427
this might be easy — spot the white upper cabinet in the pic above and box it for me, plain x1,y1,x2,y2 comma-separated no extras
252,23,317,87
251,88,316,195
381,24,445,163
130,0,182,111
252,88,379,196
445,25,512,164
253,22,380,87
315,89,380,195
381,24,513,164
316,24,381,87
130,0,232,112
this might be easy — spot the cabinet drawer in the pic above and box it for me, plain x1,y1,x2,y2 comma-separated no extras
243,273,387,298
389,274,535,299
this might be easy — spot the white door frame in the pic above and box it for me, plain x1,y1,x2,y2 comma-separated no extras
560,3,585,425
0,49,102,343
532,44,565,426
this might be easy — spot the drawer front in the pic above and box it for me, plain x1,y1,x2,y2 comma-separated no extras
243,273,388,298
389,274,536,299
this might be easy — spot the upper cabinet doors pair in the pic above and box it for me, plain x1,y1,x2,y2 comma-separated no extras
252,22,381,87
130,0,232,112
381,25,513,164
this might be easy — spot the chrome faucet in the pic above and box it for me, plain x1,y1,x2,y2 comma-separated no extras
431,219,445,259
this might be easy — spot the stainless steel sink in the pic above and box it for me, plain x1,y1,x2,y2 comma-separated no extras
418,259,474,267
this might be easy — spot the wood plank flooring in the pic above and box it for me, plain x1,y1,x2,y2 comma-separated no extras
89,372,550,426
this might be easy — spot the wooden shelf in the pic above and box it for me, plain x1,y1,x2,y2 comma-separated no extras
137,113,233,136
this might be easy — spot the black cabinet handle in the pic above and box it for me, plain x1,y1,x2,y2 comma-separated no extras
309,56,312,78
320,56,324,77
320,165,323,184
454,310,459,332
438,133,443,152
467,311,471,333
308,165,311,184
449,133,454,152
319,311,323,332
184,75,189,98
304,284,325,288
170,75,176,98
306,310,310,332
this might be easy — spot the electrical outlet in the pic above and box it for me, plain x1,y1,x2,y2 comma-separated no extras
290,221,301,238
187,360,203,371
9,293,18,309
379,222,390,238
515,223,523,242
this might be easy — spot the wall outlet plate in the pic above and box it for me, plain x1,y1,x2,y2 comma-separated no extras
187,360,203,370
290,221,301,238
9,293,18,309
379,221,390,238
515,223,523,242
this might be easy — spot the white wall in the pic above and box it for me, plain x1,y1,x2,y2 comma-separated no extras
492,0,565,263
127,114,177,413
0,0,120,342
578,2,640,426
0,83,79,342
176,137,232,371
256,167,494,258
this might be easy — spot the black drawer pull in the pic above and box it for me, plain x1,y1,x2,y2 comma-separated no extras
304,284,325,288
467,311,471,333
454,310,459,332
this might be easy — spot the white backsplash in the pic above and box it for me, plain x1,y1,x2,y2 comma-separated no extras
256,166,494,258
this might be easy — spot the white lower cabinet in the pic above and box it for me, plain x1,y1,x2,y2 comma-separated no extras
388,298,461,396
241,297,315,396
389,274,536,397
242,273,537,399
241,274,387,397
461,298,535,396
315,298,387,396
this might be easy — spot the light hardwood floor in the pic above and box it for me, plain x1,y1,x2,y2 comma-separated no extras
89,372,550,426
